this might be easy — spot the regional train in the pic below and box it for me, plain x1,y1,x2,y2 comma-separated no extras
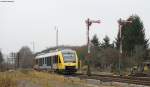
34,49,78,73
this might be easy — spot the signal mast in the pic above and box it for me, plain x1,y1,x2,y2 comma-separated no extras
85,18,100,75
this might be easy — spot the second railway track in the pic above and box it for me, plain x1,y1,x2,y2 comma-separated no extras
68,73,150,86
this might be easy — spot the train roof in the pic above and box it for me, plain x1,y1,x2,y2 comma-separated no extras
35,48,75,59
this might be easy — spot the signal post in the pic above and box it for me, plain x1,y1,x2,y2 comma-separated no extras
118,18,132,75
85,18,100,75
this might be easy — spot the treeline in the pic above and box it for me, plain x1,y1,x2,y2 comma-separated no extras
76,15,150,73
0,51,4,71
15,46,34,68
0,46,34,71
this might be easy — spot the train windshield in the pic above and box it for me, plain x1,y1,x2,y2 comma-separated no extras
62,52,76,62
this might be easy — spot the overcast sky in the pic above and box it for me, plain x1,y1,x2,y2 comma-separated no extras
0,0,150,54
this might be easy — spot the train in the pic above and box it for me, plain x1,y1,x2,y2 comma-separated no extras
34,49,79,74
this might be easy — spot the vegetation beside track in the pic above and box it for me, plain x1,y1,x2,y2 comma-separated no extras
0,70,116,87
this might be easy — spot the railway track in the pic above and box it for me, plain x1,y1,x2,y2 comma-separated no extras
70,73,150,86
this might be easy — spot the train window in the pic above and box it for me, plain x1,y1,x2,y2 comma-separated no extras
41,58,43,65
56,55,58,63
50,57,52,65
52,56,54,63
55,55,58,63
35,59,38,64
44,57,47,64
53,55,58,63
45,57,48,65
62,52,76,62
47,57,51,66
53,56,55,63
38,59,40,65
39,58,42,66
42,58,44,64
52,56,55,63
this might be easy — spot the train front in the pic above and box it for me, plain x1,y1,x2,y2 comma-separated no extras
60,49,78,73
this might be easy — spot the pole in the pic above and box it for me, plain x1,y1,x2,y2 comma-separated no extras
55,26,58,49
31,41,35,54
7,56,8,70
56,28,58,48
85,18,100,76
119,23,122,75
86,18,91,76
87,19,90,54
33,41,35,53
118,18,132,75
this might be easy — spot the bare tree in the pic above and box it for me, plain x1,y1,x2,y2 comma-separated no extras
17,46,34,68
0,51,4,71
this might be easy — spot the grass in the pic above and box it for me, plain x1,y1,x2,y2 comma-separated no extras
0,72,17,87
0,70,52,87
0,70,85,87
0,70,117,87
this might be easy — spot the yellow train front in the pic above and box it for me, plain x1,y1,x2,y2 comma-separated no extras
35,49,78,74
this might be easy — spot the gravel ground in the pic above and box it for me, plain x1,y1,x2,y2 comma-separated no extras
17,79,116,87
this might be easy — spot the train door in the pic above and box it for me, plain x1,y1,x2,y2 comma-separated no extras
52,55,58,70
46,57,51,69
57,55,62,69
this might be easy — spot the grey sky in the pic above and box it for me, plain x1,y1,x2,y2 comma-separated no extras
0,0,150,54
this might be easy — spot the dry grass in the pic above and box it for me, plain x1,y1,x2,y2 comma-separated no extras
0,70,83,87
0,70,52,87
0,70,117,87
0,72,17,87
